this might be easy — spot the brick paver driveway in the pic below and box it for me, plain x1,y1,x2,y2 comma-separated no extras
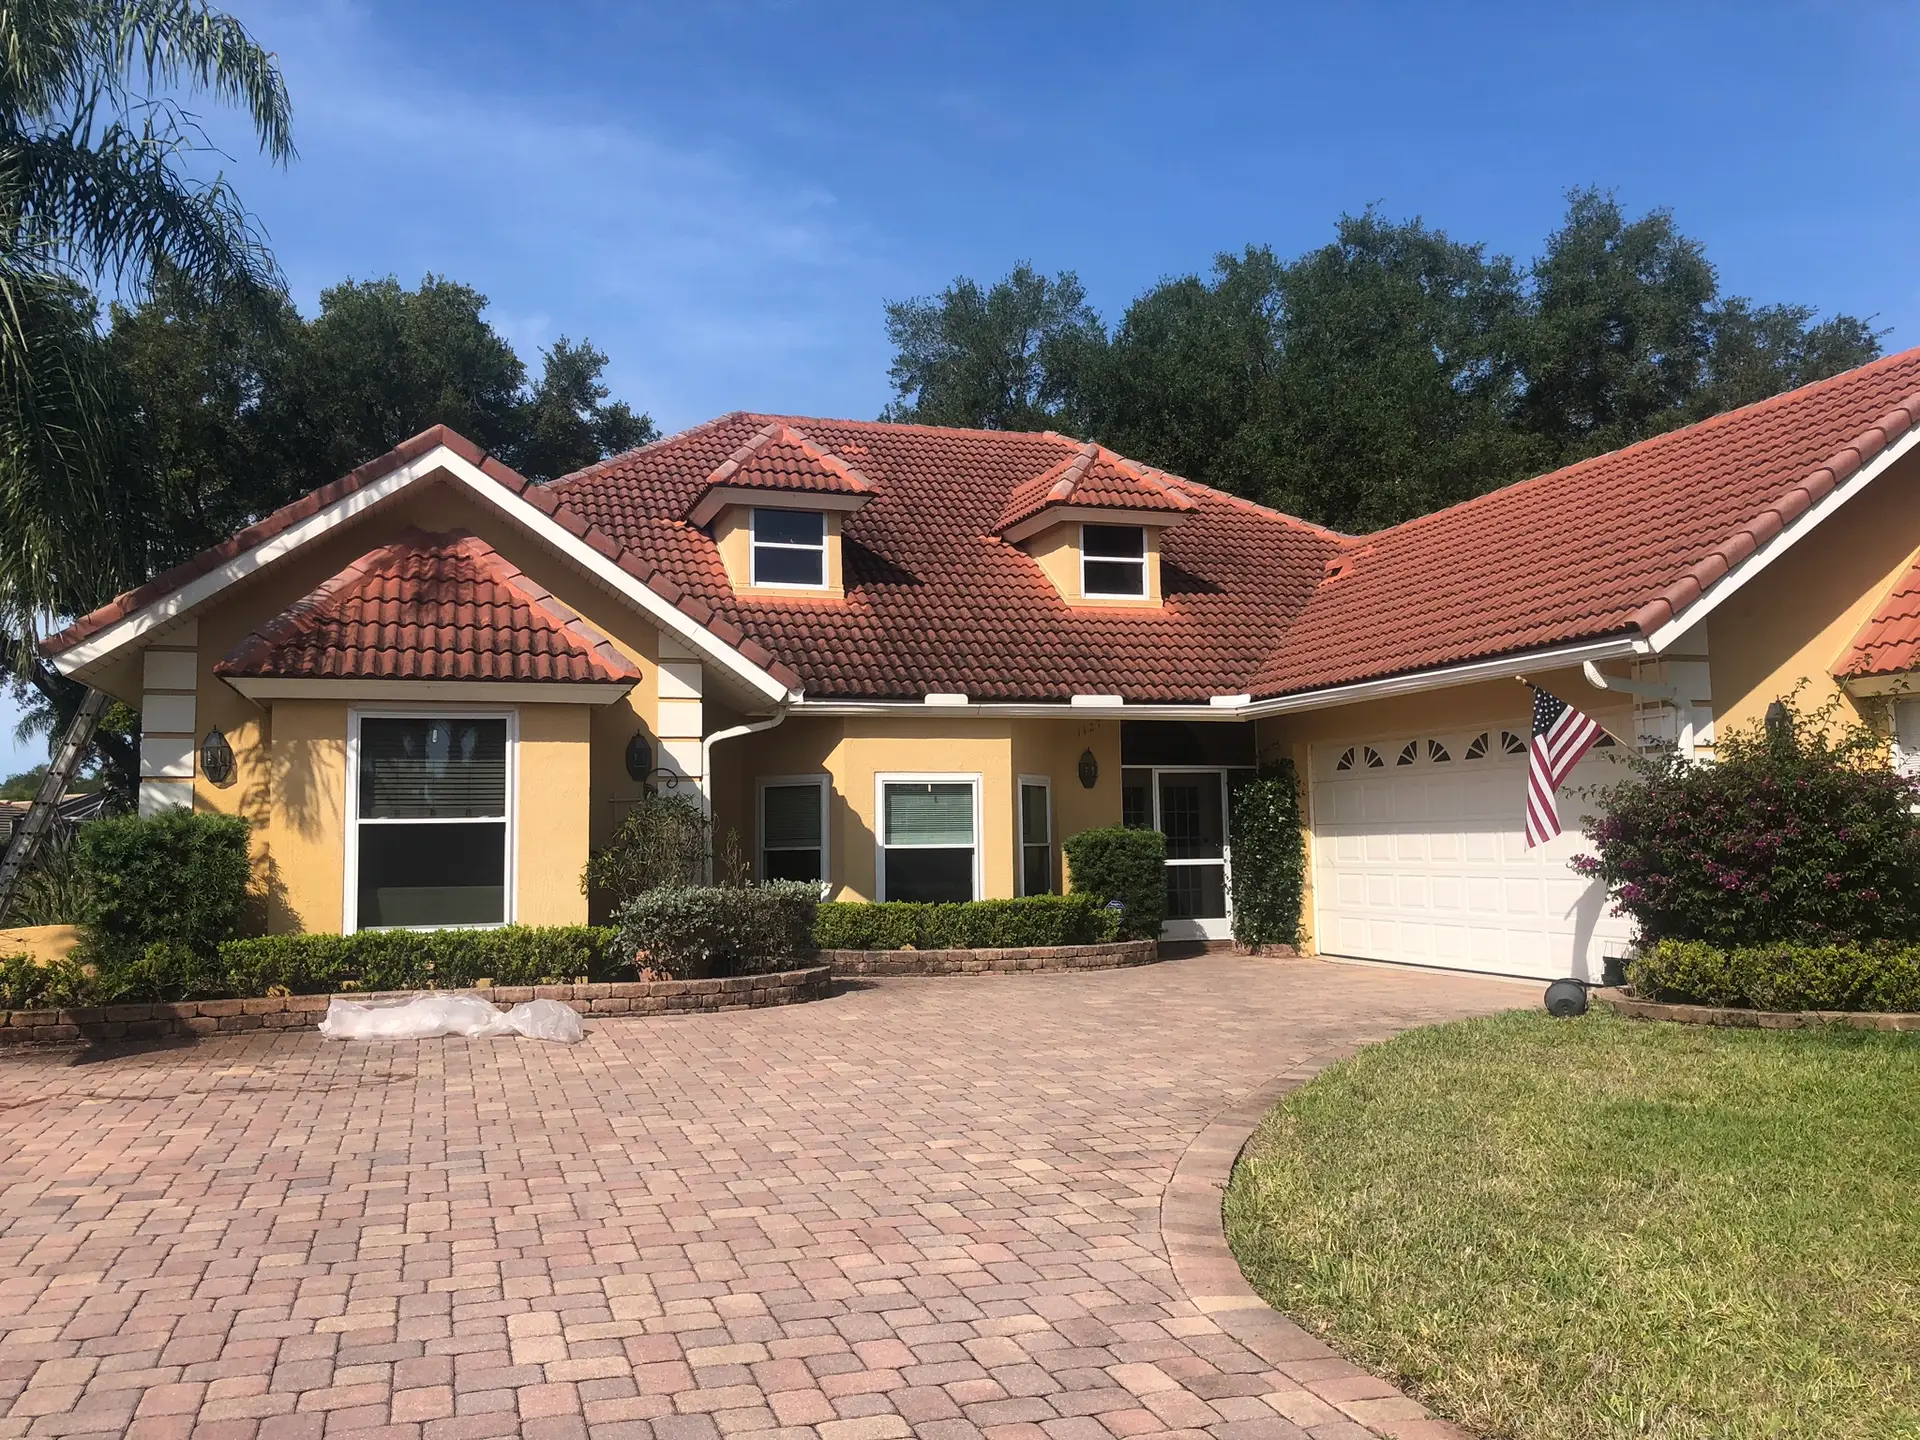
0,955,1522,1440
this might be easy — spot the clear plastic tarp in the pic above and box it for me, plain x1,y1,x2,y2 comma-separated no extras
318,992,584,1043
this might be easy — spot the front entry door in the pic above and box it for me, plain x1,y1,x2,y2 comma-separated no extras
1158,769,1230,940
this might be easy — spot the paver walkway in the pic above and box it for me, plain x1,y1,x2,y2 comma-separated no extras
0,954,1523,1440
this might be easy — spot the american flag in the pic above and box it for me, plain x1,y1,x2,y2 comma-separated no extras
1525,686,1604,847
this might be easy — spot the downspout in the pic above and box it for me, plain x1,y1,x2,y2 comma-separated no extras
699,705,792,878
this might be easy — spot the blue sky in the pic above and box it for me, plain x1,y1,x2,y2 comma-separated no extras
8,0,1918,774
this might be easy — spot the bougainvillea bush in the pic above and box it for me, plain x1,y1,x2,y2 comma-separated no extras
1575,696,1920,947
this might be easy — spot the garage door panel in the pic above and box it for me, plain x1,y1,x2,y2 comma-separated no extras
1312,732,1634,981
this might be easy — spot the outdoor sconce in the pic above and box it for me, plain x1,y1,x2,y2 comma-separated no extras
1077,748,1099,789
200,728,235,786
1765,699,1791,751
624,730,654,782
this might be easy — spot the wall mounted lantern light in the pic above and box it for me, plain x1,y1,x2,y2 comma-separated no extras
624,731,654,782
1077,748,1100,789
200,728,235,786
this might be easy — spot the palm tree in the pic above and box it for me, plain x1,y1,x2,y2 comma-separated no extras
0,0,291,785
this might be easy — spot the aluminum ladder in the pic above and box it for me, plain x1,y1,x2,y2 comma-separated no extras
0,687,107,920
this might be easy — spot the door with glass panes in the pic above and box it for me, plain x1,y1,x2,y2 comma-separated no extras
1121,767,1232,940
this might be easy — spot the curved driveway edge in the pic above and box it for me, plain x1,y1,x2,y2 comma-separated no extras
1163,1054,1475,1440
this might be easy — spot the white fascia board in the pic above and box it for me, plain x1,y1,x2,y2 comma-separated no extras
687,485,870,528
52,444,798,707
793,698,1226,721
50,462,423,674
1646,423,1920,653
1838,673,1920,699
1234,634,1647,719
226,677,638,705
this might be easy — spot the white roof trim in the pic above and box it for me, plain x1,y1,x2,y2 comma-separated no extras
686,485,871,528
1647,421,1920,653
999,504,1191,546
224,677,637,705
50,443,797,705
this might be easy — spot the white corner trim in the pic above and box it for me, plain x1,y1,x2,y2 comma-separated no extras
1647,422,1920,653
50,443,799,706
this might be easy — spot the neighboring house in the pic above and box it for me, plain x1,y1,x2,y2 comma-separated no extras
37,349,1920,979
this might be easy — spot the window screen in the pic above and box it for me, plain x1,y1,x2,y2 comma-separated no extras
355,717,509,929
880,780,975,902
761,780,826,883
1020,781,1052,896
752,508,826,586
1082,525,1147,597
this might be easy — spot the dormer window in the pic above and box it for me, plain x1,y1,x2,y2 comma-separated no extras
1081,525,1147,598
751,508,827,588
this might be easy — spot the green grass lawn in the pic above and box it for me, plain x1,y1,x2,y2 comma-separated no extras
1223,1011,1920,1440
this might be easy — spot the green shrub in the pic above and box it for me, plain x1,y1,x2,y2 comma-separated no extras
1230,764,1305,949
813,894,1119,950
90,940,224,1004
1062,826,1166,940
0,952,93,1009
1577,694,1920,946
1629,938,1920,1011
3,831,93,927
75,810,252,955
219,925,622,995
582,790,711,910
614,882,819,979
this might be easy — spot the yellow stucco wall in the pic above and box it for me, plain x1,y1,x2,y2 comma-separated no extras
1706,447,1920,737
708,714,1122,901
163,478,656,933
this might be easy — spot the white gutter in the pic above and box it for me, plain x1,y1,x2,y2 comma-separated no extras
700,708,790,823
788,633,1648,723
1581,660,1680,703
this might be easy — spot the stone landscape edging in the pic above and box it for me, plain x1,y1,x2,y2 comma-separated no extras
1162,1048,1475,1440
0,964,832,1044
1595,987,1920,1030
819,937,1160,975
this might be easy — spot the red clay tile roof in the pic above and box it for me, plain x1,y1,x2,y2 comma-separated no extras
1245,347,1920,697
551,416,1340,701
1838,558,1920,679
42,347,1920,707
214,530,643,685
992,441,1196,534
696,421,876,509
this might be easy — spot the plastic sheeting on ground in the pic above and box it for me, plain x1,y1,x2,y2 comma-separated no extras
318,992,585,1043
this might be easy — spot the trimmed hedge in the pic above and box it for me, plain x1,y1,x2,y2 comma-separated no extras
614,882,819,980
1062,826,1166,940
1230,764,1304,949
76,810,252,956
1629,939,1920,1012
813,894,1118,951
220,925,623,995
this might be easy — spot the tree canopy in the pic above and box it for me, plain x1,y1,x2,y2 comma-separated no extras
883,189,1884,532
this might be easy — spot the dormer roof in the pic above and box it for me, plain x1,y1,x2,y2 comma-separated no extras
685,421,876,525
992,440,1197,540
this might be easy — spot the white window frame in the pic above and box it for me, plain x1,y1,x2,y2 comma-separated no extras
1017,774,1053,896
344,707,519,933
1080,523,1148,598
750,507,829,589
1896,699,1920,780
874,771,983,903
757,773,832,892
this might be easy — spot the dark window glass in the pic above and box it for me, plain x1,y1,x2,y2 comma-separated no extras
1020,782,1052,895
358,822,506,927
763,849,823,883
359,718,506,819
1158,775,1223,860
753,544,824,586
1083,560,1145,596
753,508,825,546
1082,525,1146,559
883,848,973,903
1166,864,1227,920
761,782,824,884
1122,768,1153,828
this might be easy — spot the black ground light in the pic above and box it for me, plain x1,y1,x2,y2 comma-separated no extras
1544,977,1589,1017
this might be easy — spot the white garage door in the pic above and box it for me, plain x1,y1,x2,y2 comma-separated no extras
1310,725,1636,981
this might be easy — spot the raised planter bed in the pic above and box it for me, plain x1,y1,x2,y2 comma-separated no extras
820,938,1159,976
0,965,832,1044
1596,987,1920,1031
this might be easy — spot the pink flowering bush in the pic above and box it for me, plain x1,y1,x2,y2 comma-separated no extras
1575,694,1920,946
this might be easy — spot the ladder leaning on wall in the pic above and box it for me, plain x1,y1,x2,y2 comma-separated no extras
0,688,108,922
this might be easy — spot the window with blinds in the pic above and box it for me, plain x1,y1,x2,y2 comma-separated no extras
879,778,976,902
760,778,827,884
354,716,510,929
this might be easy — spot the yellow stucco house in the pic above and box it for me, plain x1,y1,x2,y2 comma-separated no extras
38,348,1920,980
